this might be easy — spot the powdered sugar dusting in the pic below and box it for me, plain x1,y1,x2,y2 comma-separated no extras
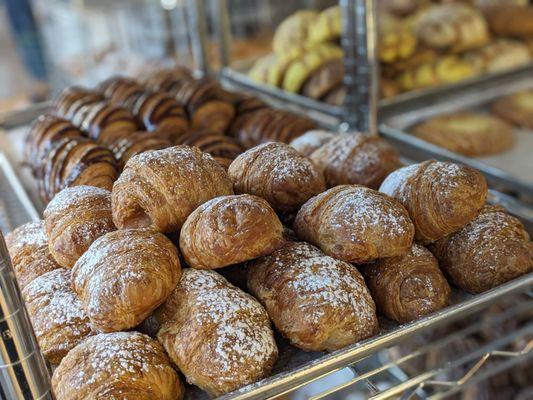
45,185,110,216
290,130,335,155
6,221,48,252
379,163,419,195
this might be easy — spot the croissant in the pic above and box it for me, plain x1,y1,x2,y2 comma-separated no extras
272,10,318,55
289,129,336,156
156,269,278,396
53,86,103,122
180,194,285,269
99,76,145,109
309,133,402,189
22,269,92,364
80,102,138,145
52,332,184,400
294,185,414,263
142,66,193,93
228,142,326,213
379,160,487,243
43,186,115,268
112,146,234,232
248,241,379,352
5,221,61,290
173,129,242,160
110,131,172,168
362,244,451,323
322,85,345,106
301,60,344,100
430,205,533,293
72,229,181,332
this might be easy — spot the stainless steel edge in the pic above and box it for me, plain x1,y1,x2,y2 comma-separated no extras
0,102,51,130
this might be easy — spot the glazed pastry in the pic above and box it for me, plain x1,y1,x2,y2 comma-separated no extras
22,269,92,364
301,60,344,100
412,112,515,156
110,131,172,168
248,241,379,352
80,102,138,145
465,40,531,75
5,221,61,290
173,129,242,160
228,142,326,213
112,146,233,232
72,229,181,332
39,137,118,203
53,86,103,122
307,6,341,45
272,10,318,55
143,67,193,93
363,244,451,323
52,332,184,400
430,205,533,293
380,160,487,243
156,269,278,397
289,130,336,156
132,91,189,136
492,90,533,129
483,5,533,39
43,186,115,269
180,194,285,269
294,185,414,263
309,133,402,189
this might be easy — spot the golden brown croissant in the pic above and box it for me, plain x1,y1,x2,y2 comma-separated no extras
294,185,414,263
112,146,234,232
72,229,181,332
362,244,451,323
43,185,116,268
309,133,402,189
110,131,172,168
52,332,184,400
289,130,336,157
22,269,92,364
180,194,285,269
248,241,379,352
228,142,326,213
5,221,61,290
430,205,533,293
379,160,487,244
156,268,278,397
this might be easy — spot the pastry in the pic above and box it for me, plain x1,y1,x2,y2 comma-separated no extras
465,40,531,75
228,142,326,213
309,133,402,189
112,146,233,232
289,130,336,156
412,112,515,156
307,6,341,45
301,60,344,100
248,241,379,352
132,91,189,136
379,160,488,243
39,137,118,203
156,269,278,396
110,131,172,168
272,10,318,55
43,186,115,269
22,269,92,364
143,66,193,93
53,86,103,122
173,129,242,160
362,244,451,323
72,229,181,332
52,332,183,400
180,194,285,269
5,221,61,290
483,5,533,38
322,85,346,106
430,205,533,293
294,185,415,263
492,90,533,129
379,13,418,64
80,102,138,145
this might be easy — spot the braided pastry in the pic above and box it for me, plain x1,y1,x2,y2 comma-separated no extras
112,146,233,232
363,244,451,323
156,269,277,396
173,129,242,160
110,131,172,168
22,269,92,364
380,160,487,243
228,142,326,213
52,332,184,400
248,241,379,352
430,205,533,293
289,129,336,156
295,185,415,263
72,229,181,332
180,194,285,269
43,186,115,269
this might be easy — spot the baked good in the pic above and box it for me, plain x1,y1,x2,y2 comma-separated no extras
110,131,172,168
465,40,531,75
156,268,277,396
112,146,233,232
52,332,183,400
43,186,115,269
5,221,61,290
132,91,189,136
180,194,285,269
380,0,424,17
80,102,138,145
22,269,92,364
247,241,379,352
39,137,118,203
309,133,402,189
228,142,326,213
301,60,344,100
53,86,103,122
380,160,487,243
294,185,414,263
430,205,533,293
412,112,515,156
379,13,418,64
173,129,242,160
483,5,533,38
143,67,193,93
72,229,181,332
492,90,533,129
362,244,451,323
322,85,346,106
289,130,336,156
272,10,318,55
307,6,341,45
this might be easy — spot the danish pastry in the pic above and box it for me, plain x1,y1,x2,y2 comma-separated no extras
492,90,533,129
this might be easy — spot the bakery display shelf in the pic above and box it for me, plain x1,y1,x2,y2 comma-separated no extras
380,65,533,200
0,102,51,130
